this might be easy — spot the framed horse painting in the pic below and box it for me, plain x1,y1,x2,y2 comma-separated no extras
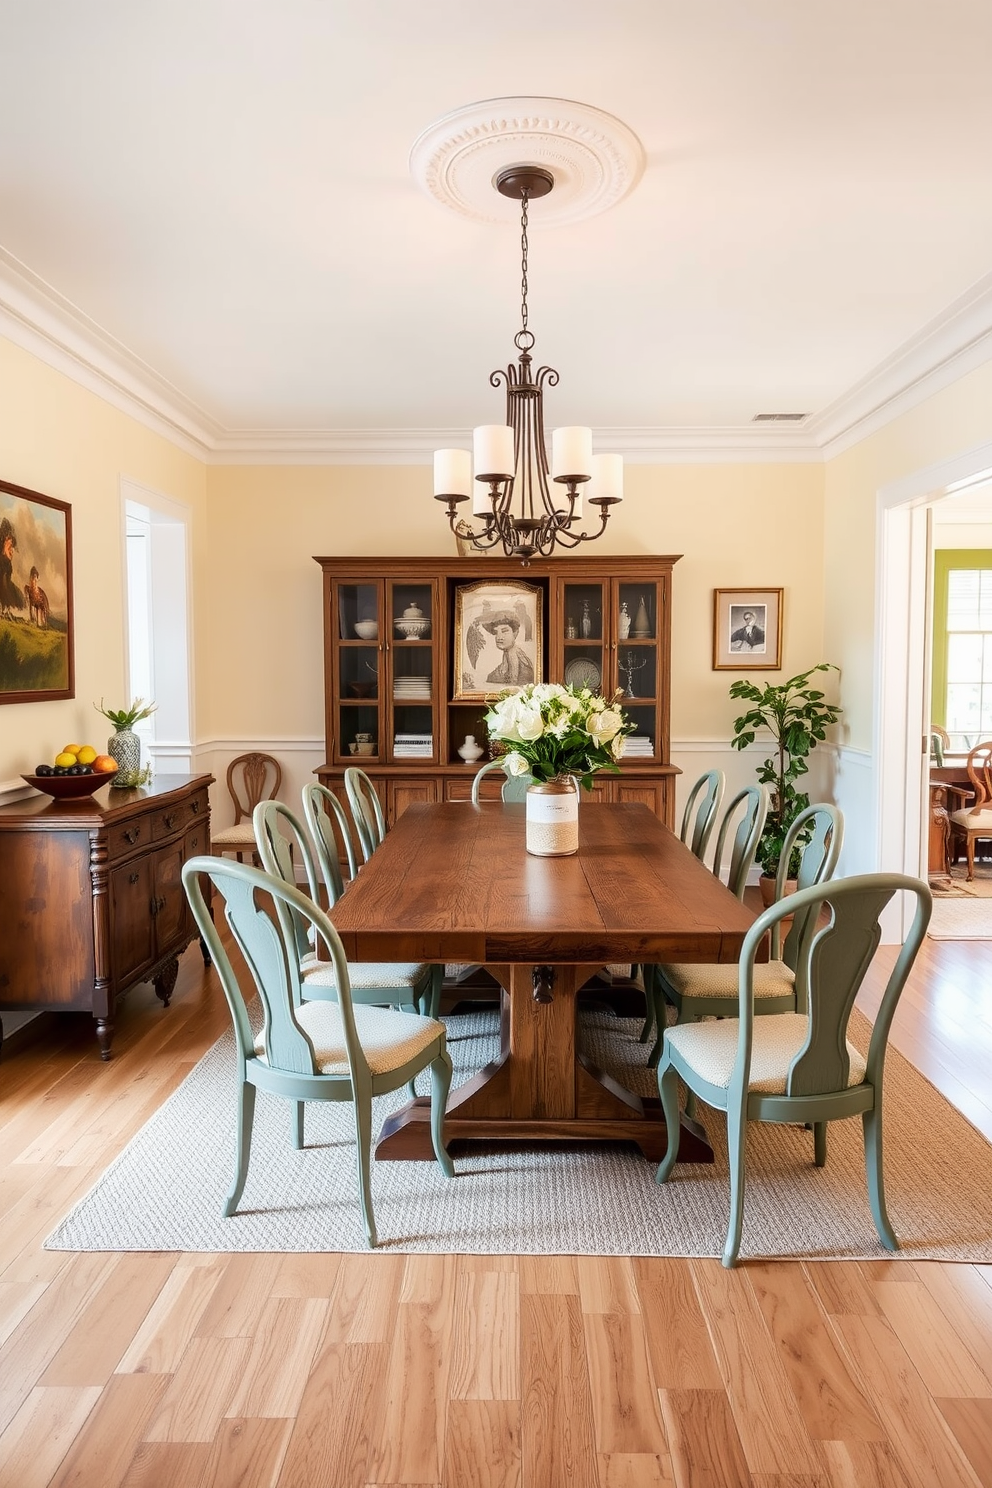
0,479,74,703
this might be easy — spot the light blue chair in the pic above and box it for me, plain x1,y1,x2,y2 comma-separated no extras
648,803,844,1065
344,766,387,863
302,781,358,901
470,758,533,803
680,769,726,860
655,872,932,1267
182,856,453,1248
253,800,443,1020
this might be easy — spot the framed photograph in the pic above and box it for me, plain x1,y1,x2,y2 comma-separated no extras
453,579,544,700
713,587,783,671
0,479,74,704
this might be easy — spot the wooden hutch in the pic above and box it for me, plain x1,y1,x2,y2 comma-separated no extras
314,554,680,827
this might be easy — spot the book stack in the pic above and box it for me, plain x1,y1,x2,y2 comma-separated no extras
623,735,654,758
393,733,433,758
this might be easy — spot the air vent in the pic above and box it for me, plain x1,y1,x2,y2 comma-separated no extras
752,412,809,423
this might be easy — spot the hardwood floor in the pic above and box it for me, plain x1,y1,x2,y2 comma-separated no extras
1,932,991,1487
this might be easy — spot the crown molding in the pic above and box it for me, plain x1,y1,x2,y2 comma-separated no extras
3,237,992,468
809,270,992,458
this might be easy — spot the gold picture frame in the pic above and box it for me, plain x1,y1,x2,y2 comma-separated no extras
0,478,74,703
713,588,783,670
453,580,544,701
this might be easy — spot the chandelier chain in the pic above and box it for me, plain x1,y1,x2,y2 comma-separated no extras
519,190,529,337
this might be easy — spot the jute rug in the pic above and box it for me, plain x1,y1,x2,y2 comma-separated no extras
46,1007,992,1262
927,897,992,939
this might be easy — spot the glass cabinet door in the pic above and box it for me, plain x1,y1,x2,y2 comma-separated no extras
614,581,662,763
559,579,607,698
333,581,383,764
385,580,437,763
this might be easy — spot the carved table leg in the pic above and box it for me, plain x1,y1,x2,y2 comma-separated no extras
153,957,179,1007
95,1017,114,1060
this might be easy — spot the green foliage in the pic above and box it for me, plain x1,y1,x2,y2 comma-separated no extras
94,697,157,730
729,664,841,877
0,619,69,692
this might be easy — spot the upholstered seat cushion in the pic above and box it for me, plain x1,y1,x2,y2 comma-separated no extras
659,959,795,1001
950,806,992,830
301,954,430,991
253,1000,443,1077
665,1012,867,1094
210,822,257,846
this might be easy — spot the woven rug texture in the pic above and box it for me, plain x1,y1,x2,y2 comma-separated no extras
45,1005,992,1261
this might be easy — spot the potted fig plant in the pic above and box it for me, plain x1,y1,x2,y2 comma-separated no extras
729,664,841,896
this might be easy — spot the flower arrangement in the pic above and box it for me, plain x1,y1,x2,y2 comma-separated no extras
484,682,631,789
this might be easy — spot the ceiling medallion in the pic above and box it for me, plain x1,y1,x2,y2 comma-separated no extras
409,96,645,225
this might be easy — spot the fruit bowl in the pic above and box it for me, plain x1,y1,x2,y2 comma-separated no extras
22,770,117,799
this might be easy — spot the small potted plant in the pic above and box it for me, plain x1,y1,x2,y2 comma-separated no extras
94,697,156,787
729,664,841,896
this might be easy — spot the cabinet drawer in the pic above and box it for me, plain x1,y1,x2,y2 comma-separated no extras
107,817,151,860
152,789,208,840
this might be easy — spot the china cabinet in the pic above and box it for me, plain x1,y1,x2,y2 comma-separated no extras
314,555,680,828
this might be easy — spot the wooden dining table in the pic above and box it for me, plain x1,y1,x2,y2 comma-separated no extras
329,800,757,1164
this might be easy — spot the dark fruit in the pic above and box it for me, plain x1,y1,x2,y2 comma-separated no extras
36,764,52,775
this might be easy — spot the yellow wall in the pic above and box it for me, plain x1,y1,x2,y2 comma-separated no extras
824,360,992,750
0,338,207,784
203,461,827,745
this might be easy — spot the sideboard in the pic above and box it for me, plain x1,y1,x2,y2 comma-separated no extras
0,773,212,1058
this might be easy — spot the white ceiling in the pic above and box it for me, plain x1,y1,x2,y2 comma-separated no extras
3,1,992,456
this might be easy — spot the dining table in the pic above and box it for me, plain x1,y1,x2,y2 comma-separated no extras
329,800,757,1165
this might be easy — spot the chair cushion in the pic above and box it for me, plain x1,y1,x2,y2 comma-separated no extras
665,1013,866,1094
949,807,992,830
210,823,257,846
253,1000,443,1077
301,954,430,992
659,959,795,1002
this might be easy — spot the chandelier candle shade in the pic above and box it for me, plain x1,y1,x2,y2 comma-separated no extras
433,167,623,562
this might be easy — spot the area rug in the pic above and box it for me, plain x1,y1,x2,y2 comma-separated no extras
929,861,992,899
45,1008,992,1261
927,897,992,939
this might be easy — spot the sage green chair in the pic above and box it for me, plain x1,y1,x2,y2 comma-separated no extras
639,783,768,1051
655,871,932,1267
253,800,443,1020
302,781,357,901
344,766,387,863
680,769,726,860
470,758,533,803
647,803,844,1066
182,856,454,1248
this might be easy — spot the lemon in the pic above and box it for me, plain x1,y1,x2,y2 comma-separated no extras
62,744,81,756
76,745,97,765
54,751,78,768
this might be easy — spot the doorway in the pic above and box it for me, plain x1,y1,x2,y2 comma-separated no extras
121,480,193,774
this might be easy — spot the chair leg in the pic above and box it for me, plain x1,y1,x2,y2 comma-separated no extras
638,965,655,1043
291,1101,305,1150
655,1064,682,1183
722,1106,747,1268
813,1121,827,1167
430,1049,455,1178
647,981,668,1069
353,1093,378,1249
863,1105,898,1251
223,1081,257,1218
423,965,443,1020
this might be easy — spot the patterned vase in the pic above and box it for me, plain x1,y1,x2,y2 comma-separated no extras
108,728,141,787
525,778,579,857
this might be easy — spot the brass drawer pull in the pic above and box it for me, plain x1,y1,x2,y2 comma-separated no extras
163,813,178,829
124,827,140,844
190,799,200,813
129,872,139,885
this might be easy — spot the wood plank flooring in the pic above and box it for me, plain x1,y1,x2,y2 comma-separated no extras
1,930,991,1486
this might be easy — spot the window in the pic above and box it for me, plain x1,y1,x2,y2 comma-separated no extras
932,550,992,751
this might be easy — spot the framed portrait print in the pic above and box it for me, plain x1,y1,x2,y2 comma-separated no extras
713,587,783,671
453,580,543,700
0,479,74,703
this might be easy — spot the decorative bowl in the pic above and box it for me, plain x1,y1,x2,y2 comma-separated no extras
394,617,431,639
348,681,377,698
354,619,379,640
22,771,116,799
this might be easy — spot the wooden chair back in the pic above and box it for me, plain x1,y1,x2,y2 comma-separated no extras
227,752,282,824
962,741,992,814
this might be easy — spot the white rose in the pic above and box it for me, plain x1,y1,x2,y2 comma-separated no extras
515,704,545,741
587,708,623,743
503,750,530,776
489,693,525,742
611,733,627,760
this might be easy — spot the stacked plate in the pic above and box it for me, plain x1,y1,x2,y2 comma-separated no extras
393,676,432,702
624,736,654,757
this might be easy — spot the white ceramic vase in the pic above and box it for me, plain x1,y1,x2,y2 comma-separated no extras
525,778,579,856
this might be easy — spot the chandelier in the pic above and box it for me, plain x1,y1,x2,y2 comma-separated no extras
433,166,623,563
